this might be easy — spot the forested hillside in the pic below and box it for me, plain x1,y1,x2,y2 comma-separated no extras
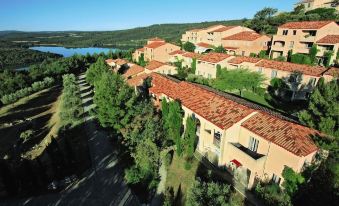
0,20,244,48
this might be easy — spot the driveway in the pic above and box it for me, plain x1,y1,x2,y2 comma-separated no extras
1,74,140,206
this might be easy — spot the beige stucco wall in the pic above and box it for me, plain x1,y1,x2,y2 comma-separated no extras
133,50,144,62
297,0,339,11
152,64,178,75
153,92,317,189
203,26,254,47
144,43,180,63
196,57,231,78
222,36,271,56
270,22,339,64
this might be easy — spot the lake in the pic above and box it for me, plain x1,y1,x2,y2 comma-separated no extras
29,46,116,57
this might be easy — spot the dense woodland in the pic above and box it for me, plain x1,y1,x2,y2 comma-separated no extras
0,41,61,70
0,20,243,48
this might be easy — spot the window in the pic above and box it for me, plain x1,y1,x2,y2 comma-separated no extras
271,70,278,78
248,137,259,152
289,41,294,48
272,174,281,184
282,30,288,35
293,30,297,35
309,31,317,37
258,67,262,73
242,51,245,56
214,131,222,147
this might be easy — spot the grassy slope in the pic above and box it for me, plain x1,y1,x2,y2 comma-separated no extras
0,20,244,48
0,86,62,159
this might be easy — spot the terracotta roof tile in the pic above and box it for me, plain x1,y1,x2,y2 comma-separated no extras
316,35,339,44
169,50,185,55
149,73,254,130
126,73,149,87
145,41,167,49
149,74,320,157
228,56,262,64
242,112,319,156
222,31,265,41
136,48,144,52
279,21,335,29
123,65,145,78
198,52,231,63
105,59,114,64
145,60,166,70
113,58,128,66
255,59,327,77
182,52,201,59
323,67,339,77
196,42,213,48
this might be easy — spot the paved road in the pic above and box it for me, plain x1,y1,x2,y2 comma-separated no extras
1,74,140,206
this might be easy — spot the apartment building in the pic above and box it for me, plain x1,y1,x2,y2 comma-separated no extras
270,21,339,65
196,52,233,78
182,25,253,47
132,38,180,63
149,73,320,189
295,0,339,11
222,31,271,56
181,25,269,55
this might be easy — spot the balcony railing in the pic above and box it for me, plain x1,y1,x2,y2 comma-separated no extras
230,143,265,160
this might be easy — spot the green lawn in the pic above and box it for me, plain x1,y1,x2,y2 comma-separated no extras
0,86,62,159
242,91,273,108
166,155,200,205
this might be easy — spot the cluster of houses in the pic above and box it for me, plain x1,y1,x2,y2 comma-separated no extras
104,19,338,190
295,0,339,11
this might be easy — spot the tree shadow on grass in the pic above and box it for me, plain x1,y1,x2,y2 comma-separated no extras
8,85,61,114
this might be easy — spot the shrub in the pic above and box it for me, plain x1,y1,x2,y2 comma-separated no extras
254,183,292,206
183,42,196,52
1,77,55,105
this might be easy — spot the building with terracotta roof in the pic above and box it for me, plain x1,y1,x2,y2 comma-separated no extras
270,21,339,65
295,0,339,11
132,38,180,63
169,51,201,68
105,58,129,72
122,64,145,79
181,25,254,47
196,53,232,78
148,73,320,189
145,60,177,75
222,31,271,56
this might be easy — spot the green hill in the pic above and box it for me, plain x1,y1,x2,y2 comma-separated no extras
0,20,244,49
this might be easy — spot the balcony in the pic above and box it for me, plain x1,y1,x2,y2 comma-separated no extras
227,142,266,171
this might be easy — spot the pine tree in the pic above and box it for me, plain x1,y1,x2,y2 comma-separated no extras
299,78,339,138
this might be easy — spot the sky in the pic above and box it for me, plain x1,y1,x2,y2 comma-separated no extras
0,0,297,31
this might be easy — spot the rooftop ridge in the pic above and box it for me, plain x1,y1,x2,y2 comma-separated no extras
156,73,300,124
189,82,299,123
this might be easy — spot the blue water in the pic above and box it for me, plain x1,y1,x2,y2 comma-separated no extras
29,46,116,57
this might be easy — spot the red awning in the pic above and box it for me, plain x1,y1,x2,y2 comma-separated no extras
230,159,242,168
